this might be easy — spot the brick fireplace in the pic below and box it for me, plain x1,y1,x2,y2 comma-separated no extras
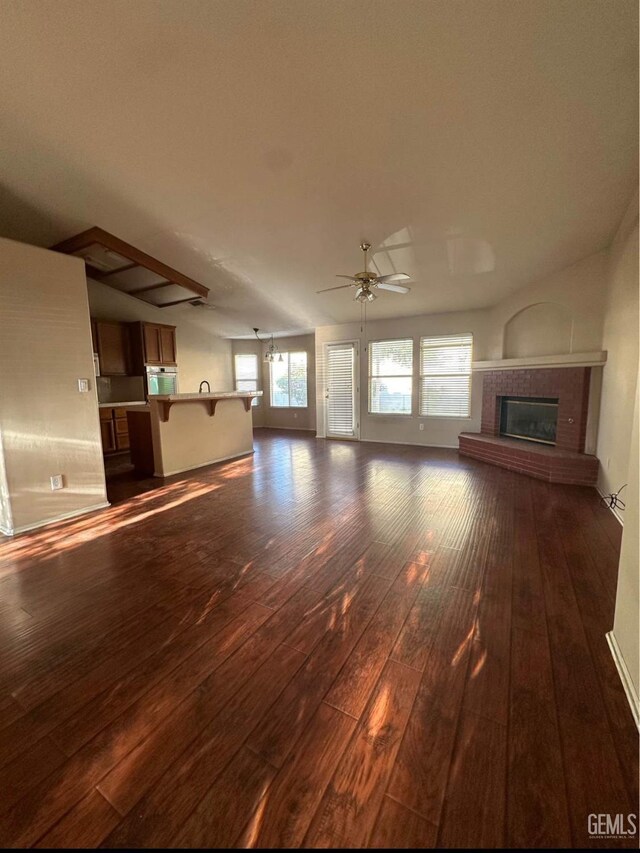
459,366,599,484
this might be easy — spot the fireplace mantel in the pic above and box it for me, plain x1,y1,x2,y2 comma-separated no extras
472,350,607,372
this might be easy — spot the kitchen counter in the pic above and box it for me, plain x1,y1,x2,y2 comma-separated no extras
129,390,262,477
151,391,260,402
150,390,262,422
98,401,148,408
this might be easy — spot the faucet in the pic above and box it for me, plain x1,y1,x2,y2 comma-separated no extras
199,380,211,394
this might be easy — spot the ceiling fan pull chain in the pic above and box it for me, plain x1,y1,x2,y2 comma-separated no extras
364,299,368,350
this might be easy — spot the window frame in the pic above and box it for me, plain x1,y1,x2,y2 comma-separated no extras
234,352,260,406
269,350,308,408
367,337,414,417
419,333,473,419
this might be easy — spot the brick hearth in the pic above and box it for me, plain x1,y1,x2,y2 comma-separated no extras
459,366,598,484
459,433,598,485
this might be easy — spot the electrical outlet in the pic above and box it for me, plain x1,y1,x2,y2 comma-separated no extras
50,474,64,491
419,422,424,431
293,412,298,419
77,378,90,393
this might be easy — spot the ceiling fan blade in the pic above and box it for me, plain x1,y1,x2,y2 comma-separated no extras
316,283,355,293
376,273,411,284
376,282,411,294
336,274,358,280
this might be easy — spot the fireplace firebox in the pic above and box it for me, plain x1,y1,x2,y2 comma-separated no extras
500,396,559,445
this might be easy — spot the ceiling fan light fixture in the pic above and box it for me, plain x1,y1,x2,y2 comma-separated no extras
317,241,411,300
355,288,376,303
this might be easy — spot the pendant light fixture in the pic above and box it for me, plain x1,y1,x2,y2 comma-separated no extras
253,327,283,362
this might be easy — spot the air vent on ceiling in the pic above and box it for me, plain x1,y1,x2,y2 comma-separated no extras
189,298,217,310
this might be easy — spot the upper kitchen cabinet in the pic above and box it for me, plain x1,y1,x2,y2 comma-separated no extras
95,320,131,375
143,323,162,363
133,322,177,368
158,325,177,364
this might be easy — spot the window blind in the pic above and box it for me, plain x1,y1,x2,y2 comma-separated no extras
234,353,258,381
368,338,413,414
234,353,259,406
270,352,308,407
327,343,355,436
419,333,472,417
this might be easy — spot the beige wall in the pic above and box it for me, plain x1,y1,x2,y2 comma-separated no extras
0,238,108,535
232,334,316,432
596,195,639,501
503,302,574,359
610,373,639,709
315,310,491,447
487,251,609,360
87,278,233,394
598,193,639,714
150,397,255,477
314,251,610,448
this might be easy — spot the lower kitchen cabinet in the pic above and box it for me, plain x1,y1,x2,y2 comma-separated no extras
100,418,116,453
100,408,130,455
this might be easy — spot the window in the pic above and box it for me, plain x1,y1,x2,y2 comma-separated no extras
368,338,413,414
270,351,308,407
234,353,259,406
420,333,473,417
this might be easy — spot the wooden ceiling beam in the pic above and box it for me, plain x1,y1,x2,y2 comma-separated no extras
50,226,209,299
153,296,201,308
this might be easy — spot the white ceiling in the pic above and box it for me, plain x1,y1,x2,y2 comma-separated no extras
0,0,637,337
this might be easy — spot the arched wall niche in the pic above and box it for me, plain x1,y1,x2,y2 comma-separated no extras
503,302,574,359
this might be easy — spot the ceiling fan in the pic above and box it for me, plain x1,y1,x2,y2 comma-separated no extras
317,241,411,302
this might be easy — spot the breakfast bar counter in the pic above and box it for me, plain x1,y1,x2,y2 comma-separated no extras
127,391,262,477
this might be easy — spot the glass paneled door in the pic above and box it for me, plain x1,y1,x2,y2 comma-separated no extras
325,341,359,439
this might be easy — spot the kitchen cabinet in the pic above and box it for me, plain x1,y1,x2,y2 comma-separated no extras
100,407,130,455
159,325,177,364
143,324,162,364
99,409,117,454
114,409,130,450
132,322,177,368
95,320,131,376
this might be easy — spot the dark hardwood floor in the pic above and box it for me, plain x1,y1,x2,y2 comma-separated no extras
0,429,637,848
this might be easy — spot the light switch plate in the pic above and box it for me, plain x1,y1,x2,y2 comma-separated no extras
78,378,90,393
50,474,64,491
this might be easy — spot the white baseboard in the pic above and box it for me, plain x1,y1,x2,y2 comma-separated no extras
156,449,254,477
256,426,316,432
606,631,639,729
596,487,624,525
360,437,459,450
1,501,111,537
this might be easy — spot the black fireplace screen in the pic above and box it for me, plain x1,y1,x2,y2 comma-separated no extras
500,396,559,445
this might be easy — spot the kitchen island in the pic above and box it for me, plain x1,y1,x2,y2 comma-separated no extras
127,391,262,477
